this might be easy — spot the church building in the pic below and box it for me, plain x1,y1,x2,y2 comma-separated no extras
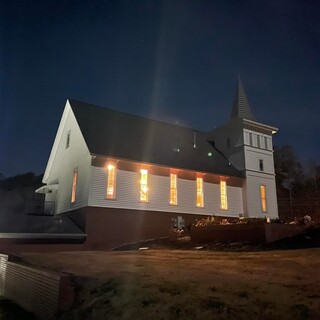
37,80,278,249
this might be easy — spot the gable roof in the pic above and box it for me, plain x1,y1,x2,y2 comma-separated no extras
230,78,255,121
69,100,242,178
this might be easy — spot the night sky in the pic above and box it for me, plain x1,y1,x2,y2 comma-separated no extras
1,0,319,177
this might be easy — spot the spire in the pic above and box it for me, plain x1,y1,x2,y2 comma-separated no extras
230,77,255,121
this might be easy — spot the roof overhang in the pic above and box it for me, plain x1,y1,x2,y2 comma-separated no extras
36,184,59,194
242,118,278,134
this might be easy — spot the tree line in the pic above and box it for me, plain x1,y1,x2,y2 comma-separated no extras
274,145,320,199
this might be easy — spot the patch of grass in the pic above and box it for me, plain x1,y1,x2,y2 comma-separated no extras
141,297,159,307
201,297,226,312
236,291,249,298
290,304,310,319
158,281,182,296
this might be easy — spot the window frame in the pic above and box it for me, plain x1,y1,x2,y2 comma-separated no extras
140,169,148,203
220,180,228,210
260,185,267,213
196,176,204,208
106,163,117,199
259,159,264,172
71,168,78,203
170,173,178,205
66,130,71,149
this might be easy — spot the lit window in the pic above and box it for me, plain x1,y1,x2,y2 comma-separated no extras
140,169,148,202
220,180,228,210
260,185,267,212
106,164,116,199
259,159,264,172
66,130,71,149
71,168,78,203
196,177,204,208
170,173,177,205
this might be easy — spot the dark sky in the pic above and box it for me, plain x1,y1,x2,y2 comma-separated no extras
1,0,319,177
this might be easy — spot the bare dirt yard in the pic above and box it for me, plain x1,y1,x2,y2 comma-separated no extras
21,248,320,320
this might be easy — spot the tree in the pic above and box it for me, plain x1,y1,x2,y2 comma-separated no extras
273,145,304,197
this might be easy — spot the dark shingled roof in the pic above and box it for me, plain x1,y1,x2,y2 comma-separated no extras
69,100,243,178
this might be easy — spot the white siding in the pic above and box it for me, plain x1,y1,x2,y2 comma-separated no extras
244,147,275,174
245,173,278,218
89,167,244,217
44,101,91,214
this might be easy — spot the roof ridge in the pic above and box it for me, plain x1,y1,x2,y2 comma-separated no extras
68,99,205,133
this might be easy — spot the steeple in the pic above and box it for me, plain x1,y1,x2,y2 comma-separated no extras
230,77,255,121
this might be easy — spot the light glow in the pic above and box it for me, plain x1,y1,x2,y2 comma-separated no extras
170,173,177,205
220,180,228,210
260,185,267,212
196,177,204,208
140,169,148,202
71,168,78,203
106,164,116,199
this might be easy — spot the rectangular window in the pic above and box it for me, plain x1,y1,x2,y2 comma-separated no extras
106,164,116,199
170,173,177,205
264,136,268,150
257,135,261,148
66,130,71,149
220,180,228,210
260,185,267,212
259,159,264,171
71,168,78,203
140,169,148,202
196,177,204,208
249,132,253,146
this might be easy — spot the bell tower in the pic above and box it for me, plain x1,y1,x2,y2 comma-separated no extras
210,79,278,218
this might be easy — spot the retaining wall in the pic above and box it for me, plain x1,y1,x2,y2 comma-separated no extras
191,223,306,244
0,253,73,319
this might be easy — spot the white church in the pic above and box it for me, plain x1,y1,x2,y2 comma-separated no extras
37,80,278,249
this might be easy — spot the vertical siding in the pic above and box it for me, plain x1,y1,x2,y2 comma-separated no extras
46,102,91,214
89,166,244,217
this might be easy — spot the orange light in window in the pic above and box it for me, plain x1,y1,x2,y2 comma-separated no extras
196,177,204,208
71,168,78,203
140,169,148,202
170,173,177,205
220,180,228,210
260,185,267,212
106,164,116,199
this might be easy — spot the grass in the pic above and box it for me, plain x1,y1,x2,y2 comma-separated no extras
20,248,320,319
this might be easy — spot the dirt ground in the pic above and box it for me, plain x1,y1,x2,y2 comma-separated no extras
20,248,320,320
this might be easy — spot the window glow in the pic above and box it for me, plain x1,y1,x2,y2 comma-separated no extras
71,168,78,203
140,169,148,202
260,185,267,212
170,173,177,205
106,164,116,199
220,180,228,210
196,177,204,208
